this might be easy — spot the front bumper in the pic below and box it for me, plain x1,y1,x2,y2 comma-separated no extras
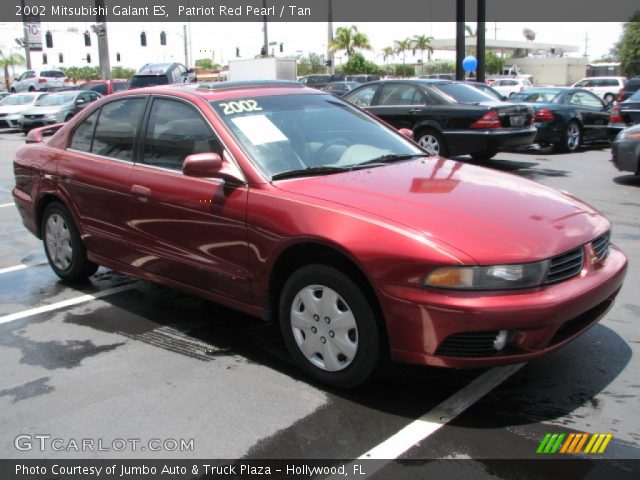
611,138,640,174
0,115,20,129
378,245,627,368
19,117,58,130
444,127,537,156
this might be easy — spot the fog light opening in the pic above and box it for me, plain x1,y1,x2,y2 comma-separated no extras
493,330,509,351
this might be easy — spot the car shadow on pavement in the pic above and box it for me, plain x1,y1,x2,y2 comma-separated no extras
448,322,632,429
613,174,640,187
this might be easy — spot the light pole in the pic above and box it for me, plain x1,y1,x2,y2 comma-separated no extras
94,0,110,80
262,0,269,56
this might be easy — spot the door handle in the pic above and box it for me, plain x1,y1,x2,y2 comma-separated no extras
409,108,422,113
131,184,151,200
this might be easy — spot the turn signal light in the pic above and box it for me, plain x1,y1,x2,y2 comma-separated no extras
534,109,554,122
470,110,501,129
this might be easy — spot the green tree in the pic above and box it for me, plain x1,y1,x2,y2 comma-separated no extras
0,50,26,90
484,51,505,74
341,52,380,75
296,52,326,76
195,58,221,71
611,12,640,77
395,38,413,76
111,66,136,80
423,59,456,75
393,64,415,77
412,35,434,65
329,26,372,57
465,25,476,38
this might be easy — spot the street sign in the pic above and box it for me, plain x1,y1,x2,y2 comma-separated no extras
24,14,42,51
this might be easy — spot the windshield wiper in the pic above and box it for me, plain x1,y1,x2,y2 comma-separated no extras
356,153,430,167
271,165,350,181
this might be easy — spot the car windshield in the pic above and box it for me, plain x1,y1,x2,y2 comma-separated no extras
431,83,498,104
0,94,39,106
210,94,424,179
35,93,76,106
80,83,108,95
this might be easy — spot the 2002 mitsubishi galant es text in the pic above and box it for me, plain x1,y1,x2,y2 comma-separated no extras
13,81,627,388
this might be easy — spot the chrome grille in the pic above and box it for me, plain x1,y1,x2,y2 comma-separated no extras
544,246,584,285
592,232,610,262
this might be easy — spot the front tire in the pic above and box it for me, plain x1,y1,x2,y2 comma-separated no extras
42,202,98,282
603,93,615,104
279,264,383,389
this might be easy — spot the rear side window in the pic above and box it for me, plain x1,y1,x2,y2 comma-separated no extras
113,82,129,91
70,110,100,152
91,98,147,161
142,98,222,171
379,84,425,106
40,71,65,78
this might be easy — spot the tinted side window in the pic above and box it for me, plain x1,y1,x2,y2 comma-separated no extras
91,98,147,161
345,84,378,107
69,109,100,152
142,99,222,171
379,84,425,106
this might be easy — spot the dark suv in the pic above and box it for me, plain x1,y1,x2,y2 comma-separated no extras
129,63,196,89
618,77,640,102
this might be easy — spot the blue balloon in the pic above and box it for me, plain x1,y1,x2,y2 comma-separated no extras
462,56,478,73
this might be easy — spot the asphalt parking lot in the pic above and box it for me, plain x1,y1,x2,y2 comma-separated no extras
0,129,638,477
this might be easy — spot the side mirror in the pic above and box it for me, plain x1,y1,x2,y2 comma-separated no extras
398,128,414,139
182,152,244,184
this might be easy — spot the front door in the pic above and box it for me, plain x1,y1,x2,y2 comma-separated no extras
127,97,251,302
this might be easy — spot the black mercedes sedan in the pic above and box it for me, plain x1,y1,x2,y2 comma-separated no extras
510,87,611,152
343,79,536,161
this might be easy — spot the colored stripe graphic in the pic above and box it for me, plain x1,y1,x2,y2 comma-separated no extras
538,433,613,454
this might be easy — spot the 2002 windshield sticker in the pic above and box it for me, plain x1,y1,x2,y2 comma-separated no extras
219,100,262,115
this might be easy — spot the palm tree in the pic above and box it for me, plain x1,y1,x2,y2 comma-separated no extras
381,46,395,72
329,26,372,57
0,50,26,90
465,25,477,38
412,35,434,66
395,38,413,76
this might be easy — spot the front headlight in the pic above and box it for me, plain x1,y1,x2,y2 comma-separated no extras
424,261,550,290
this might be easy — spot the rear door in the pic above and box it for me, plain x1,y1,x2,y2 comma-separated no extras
58,97,148,261
366,83,429,130
568,91,609,141
127,96,251,301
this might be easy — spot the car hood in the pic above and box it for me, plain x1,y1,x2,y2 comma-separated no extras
0,104,34,114
274,158,609,265
21,105,67,115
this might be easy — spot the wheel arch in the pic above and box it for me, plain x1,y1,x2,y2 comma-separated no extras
265,241,388,347
35,192,75,239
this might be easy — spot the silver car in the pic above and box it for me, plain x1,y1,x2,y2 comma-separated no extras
19,91,101,132
0,92,48,129
10,69,66,93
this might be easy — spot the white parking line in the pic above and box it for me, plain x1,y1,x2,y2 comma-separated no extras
329,363,524,478
0,264,28,274
0,203,14,208
0,283,137,326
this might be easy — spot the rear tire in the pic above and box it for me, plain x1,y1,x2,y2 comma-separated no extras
555,120,581,153
64,113,73,122
28,86,35,92
42,202,98,283
279,264,383,389
415,128,449,157
470,151,498,162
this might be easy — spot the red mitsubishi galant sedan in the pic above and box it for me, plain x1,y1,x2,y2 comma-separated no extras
13,81,627,388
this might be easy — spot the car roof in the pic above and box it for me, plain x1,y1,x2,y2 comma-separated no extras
111,81,324,102
137,63,181,74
